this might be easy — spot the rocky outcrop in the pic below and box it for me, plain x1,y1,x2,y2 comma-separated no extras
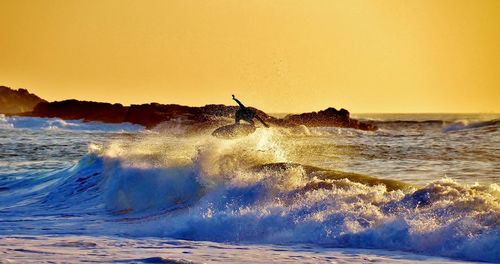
31,100,127,123
274,107,377,131
30,100,376,131
29,100,276,129
0,86,46,114
2,86,376,131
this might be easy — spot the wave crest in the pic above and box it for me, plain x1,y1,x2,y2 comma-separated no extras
1,129,499,262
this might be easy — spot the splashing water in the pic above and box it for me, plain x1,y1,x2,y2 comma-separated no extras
0,114,499,262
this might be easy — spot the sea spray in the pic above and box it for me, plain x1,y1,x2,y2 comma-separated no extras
1,114,499,262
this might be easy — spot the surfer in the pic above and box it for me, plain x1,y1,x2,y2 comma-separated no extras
232,94,269,127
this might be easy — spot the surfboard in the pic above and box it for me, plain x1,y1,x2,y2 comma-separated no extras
212,123,256,139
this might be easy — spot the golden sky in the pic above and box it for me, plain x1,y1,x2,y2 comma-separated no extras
1,0,499,113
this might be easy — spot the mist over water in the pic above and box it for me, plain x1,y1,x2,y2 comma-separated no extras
0,113,498,263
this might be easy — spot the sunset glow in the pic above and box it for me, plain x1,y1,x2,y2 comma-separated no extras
1,0,499,113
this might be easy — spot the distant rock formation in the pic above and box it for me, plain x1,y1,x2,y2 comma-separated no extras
277,107,377,131
2,85,377,131
30,100,276,129
0,86,46,114
30,100,377,131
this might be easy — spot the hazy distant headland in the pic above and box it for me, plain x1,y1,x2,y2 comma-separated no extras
0,86,377,131
0,86,46,114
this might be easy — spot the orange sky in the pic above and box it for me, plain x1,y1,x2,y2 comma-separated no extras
1,0,499,113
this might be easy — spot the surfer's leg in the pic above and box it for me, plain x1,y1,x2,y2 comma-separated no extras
255,115,270,128
247,118,255,125
235,110,242,124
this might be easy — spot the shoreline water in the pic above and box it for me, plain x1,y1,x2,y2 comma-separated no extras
0,235,474,264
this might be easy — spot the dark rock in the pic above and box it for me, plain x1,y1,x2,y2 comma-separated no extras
29,100,376,130
276,107,377,131
3,85,376,131
30,100,281,129
0,86,46,114
32,100,127,123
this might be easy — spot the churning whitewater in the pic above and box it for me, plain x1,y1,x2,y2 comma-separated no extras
0,114,499,263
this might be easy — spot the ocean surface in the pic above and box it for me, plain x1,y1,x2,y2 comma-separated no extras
0,113,498,263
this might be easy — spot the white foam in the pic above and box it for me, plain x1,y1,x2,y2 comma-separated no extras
443,119,499,132
0,115,144,132
0,235,466,263
1,128,499,262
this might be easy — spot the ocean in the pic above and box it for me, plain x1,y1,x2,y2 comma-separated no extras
0,113,498,263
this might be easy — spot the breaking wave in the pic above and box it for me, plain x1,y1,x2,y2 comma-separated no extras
356,114,500,134
0,129,499,262
443,119,500,132
0,114,144,132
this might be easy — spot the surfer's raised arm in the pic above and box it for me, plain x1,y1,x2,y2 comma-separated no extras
232,94,246,108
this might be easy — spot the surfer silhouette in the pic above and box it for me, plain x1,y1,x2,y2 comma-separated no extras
232,94,269,127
